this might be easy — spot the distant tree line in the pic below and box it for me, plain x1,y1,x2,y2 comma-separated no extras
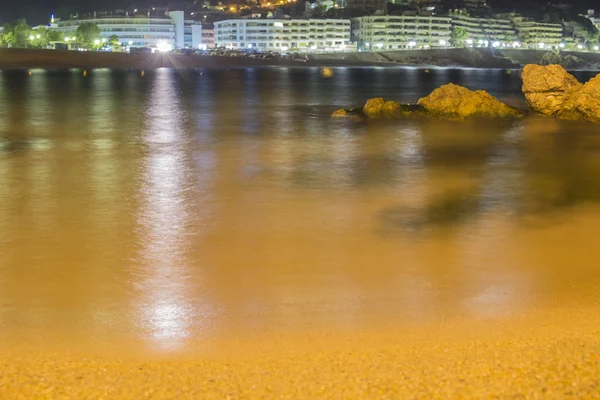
0,19,105,49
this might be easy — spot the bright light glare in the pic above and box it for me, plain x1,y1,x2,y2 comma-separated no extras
559,43,565,48
466,39,473,44
376,43,383,48
492,41,500,47
274,22,283,27
595,46,599,51
94,39,101,45
577,44,583,49
407,41,416,47
36,34,41,39
439,39,446,45
29,35,34,40
538,42,545,49
513,41,520,47
281,46,289,51
247,44,252,48
310,45,317,50
157,41,172,52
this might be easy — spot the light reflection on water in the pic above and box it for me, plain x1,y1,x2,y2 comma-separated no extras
0,68,600,350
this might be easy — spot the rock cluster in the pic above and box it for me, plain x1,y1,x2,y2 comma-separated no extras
332,64,600,123
522,64,600,123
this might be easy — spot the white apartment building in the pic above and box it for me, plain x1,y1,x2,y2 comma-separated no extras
511,17,563,48
451,14,518,44
56,11,202,49
351,15,452,50
214,19,355,53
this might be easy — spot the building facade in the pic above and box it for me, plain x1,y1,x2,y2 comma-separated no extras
56,12,202,49
351,15,452,50
214,19,354,53
451,14,518,45
511,17,563,48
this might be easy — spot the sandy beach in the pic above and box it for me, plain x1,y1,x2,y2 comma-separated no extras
2,303,600,399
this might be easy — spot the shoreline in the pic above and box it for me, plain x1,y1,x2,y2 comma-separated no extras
3,47,600,70
2,304,600,398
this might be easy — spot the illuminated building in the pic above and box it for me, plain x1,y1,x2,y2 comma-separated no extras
214,19,354,53
351,15,452,50
56,11,202,49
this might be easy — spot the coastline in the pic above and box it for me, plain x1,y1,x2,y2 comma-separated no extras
2,47,600,70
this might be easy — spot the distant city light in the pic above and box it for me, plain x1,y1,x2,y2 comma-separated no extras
538,42,545,49
274,22,284,27
36,34,41,39
29,35,34,40
376,43,383,48
310,45,317,50
65,37,70,42
407,41,416,47
129,41,133,45
102,38,107,43
156,41,172,52
94,39,101,45
281,46,289,51
492,41,500,47
247,44,253,48
577,44,584,49
595,46,600,51
478,40,483,44
439,39,446,45
559,43,565,48
513,41,520,47
466,39,473,45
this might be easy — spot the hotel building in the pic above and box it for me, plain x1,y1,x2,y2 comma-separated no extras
351,15,452,50
214,19,354,53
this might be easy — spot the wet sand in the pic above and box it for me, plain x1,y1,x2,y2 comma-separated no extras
3,306,600,398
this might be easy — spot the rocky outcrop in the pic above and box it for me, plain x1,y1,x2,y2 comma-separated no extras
332,98,424,120
538,52,585,69
331,108,365,121
522,64,583,116
556,75,600,122
363,98,422,119
417,84,522,119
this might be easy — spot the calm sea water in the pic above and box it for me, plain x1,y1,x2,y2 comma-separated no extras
1,67,600,351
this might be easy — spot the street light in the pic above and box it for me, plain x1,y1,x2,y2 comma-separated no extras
29,35,35,40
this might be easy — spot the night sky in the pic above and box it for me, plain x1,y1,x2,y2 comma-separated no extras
0,0,598,25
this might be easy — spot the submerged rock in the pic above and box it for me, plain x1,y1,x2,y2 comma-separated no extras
556,74,600,123
363,98,424,119
522,64,582,116
332,98,424,120
331,107,365,121
417,83,522,119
